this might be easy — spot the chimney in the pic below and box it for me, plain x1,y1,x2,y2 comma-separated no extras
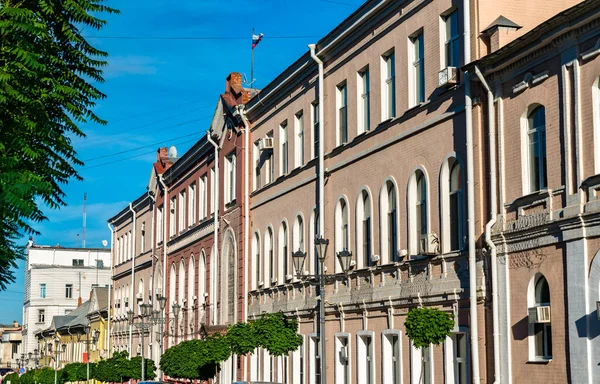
157,147,169,162
242,89,253,104
226,72,243,93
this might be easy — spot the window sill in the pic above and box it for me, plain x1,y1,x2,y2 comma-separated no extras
527,358,552,364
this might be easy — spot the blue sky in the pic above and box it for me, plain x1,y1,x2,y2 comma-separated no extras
0,0,360,323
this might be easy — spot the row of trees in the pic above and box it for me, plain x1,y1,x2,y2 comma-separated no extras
3,352,155,384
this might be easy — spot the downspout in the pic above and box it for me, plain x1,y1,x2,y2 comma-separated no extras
207,133,220,325
308,43,327,384
463,0,481,380
107,223,114,356
148,192,156,361
158,176,168,303
475,65,500,384
239,105,251,382
128,202,136,359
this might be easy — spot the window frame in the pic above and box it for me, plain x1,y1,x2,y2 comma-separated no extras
335,332,351,384
357,330,375,384
358,66,371,134
280,121,289,176
188,183,196,226
409,31,425,107
65,284,73,299
40,283,46,299
442,10,460,68
312,102,320,159
381,51,396,120
295,111,305,168
337,82,348,145
382,330,402,384
523,105,548,193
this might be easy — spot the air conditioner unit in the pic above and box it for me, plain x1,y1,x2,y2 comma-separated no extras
370,254,380,264
419,233,439,255
258,137,274,151
258,280,264,287
528,306,551,323
339,346,348,361
285,274,293,282
136,293,143,300
438,66,458,87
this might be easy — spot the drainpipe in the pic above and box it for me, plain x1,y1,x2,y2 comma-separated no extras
475,65,500,384
238,105,251,382
107,223,114,355
158,176,168,301
207,133,220,325
128,203,136,358
463,0,481,379
308,43,326,384
148,191,156,361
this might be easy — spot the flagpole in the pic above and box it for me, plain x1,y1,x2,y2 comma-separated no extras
251,27,254,87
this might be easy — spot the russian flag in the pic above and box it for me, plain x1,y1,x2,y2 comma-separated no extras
252,33,264,49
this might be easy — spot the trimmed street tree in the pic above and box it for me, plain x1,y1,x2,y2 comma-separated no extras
0,0,118,289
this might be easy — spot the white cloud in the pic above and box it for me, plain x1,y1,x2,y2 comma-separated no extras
103,55,160,78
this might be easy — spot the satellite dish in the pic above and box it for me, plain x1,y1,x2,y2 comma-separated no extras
168,145,177,158
102,240,108,247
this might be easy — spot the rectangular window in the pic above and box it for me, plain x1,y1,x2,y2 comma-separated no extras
312,102,319,159
382,52,396,120
141,222,146,253
65,284,73,299
38,309,45,323
96,259,104,268
411,343,432,384
72,259,84,266
200,176,207,219
358,67,371,134
280,121,288,175
382,332,401,384
170,196,177,236
40,284,46,299
357,333,374,384
337,83,348,145
225,152,237,204
309,335,320,384
410,32,425,106
179,190,186,232
210,168,215,215
254,142,262,190
446,333,468,384
267,132,274,184
157,206,164,243
188,183,196,226
443,10,460,68
335,335,350,384
295,111,305,168
363,218,372,267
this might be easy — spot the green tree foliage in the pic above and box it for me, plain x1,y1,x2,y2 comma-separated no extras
4,372,20,384
93,350,154,382
161,313,303,381
60,362,88,382
0,0,119,289
404,307,455,348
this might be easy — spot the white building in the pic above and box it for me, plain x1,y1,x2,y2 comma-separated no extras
21,245,111,355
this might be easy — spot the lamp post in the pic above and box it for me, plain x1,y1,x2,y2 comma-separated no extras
292,236,351,384
53,342,67,384
83,325,91,382
145,296,177,381
128,303,153,382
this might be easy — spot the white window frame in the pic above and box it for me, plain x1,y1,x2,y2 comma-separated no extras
254,141,262,191
264,227,274,287
411,342,433,384
295,111,305,168
335,332,351,384
210,168,215,215
308,333,319,384
355,188,373,269
357,330,375,384
528,273,552,361
266,132,274,184
157,206,164,244
334,197,351,273
292,335,305,384
178,190,186,233
440,155,464,253
280,121,289,176
40,283,46,298
169,197,176,237
188,183,196,227
593,77,600,174
381,51,396,120
409,31,425,107
382,330,402,384
407,167,430,256
278,221,289,283
336,82,348,146
358,67,370,134
200,176,207,219
521,105,547,194
311,102,319,160
440,9,460,69
444,328,469,384
252,231,261,290
225,151,236,204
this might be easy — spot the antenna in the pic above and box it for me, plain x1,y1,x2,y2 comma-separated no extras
76,234,80,248
82,192,87,248
168,146,177,158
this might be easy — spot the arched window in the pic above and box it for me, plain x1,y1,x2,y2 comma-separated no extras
293,215,305,253
408,168,429,255
178,260,185,307
335,198,350,273
449,160,463,251
138,278,144,304
252,232,261,289
528,274,552,360
188,255,195,312
169,264,176,306
198,252,206,308
264,227,274,287
210,246,217,325
526,106,547,192
356,189,373,268
309,208,318,275
278,222,288,283
380,180,398,264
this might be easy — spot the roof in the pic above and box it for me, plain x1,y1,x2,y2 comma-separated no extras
57,301,91,333
50,316,76,330
29,245,108,252
467,0,600,73
481,15,522,34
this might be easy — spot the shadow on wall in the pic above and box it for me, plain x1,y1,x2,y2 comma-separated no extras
575,311,600,340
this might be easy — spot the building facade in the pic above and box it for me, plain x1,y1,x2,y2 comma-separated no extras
108,191,154,359
22,245,110,357
0,322,22,369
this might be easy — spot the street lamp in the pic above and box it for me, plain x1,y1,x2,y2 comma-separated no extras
129,303,154,381
53,341,67,384
83,325,91,382
292,236,351,384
